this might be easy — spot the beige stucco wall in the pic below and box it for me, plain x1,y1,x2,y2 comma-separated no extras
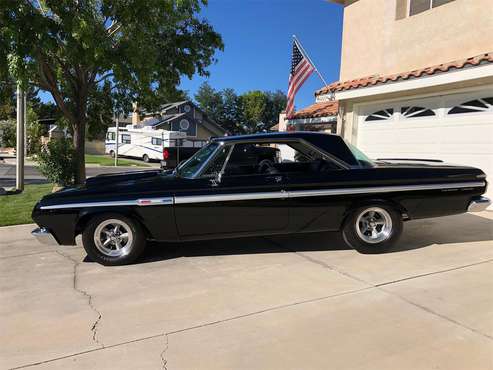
339,0,493,81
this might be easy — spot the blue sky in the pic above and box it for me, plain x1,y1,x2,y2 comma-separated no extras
182,0,344,109
40,0,343,111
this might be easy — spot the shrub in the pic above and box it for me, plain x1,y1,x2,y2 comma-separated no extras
35,138,76,186
0,120,16,148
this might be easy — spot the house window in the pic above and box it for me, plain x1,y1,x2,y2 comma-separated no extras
121,134,131,144
448,97,493,115
409,0,455,16
401,106,436,118
180,119,190,130
365,109,394,122
151,137,162,146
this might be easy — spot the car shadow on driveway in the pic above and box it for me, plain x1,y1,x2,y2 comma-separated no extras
113,213,493,265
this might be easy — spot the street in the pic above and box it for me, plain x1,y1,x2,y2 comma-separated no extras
1,212,492,369
0,159,160,188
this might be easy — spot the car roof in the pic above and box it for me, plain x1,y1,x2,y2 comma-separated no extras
212,131,359,167
212,131,337,143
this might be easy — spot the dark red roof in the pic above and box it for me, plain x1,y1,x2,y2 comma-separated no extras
315,52,493,96
291,101,339,119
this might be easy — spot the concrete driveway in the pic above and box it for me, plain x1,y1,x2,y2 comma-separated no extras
1,212,492,370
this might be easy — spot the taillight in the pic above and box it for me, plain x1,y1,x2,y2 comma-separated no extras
163,148,169,160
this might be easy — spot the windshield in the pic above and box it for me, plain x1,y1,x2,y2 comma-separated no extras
175,142,219,178
346,142,375,168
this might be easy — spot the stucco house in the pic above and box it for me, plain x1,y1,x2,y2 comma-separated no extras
286,0,493,200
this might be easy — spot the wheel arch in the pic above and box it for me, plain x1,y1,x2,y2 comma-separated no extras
340,197,409,230
75,208,154,240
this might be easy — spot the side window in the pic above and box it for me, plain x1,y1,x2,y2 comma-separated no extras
202,145,231,178
223,142,340,176
121,134,131,144
106,132,115,141
152,137,163,146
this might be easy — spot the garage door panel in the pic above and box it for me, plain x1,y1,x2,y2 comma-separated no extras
357,91,493,202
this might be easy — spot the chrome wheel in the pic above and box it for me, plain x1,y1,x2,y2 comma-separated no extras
355,207,392,244
94,219,134,257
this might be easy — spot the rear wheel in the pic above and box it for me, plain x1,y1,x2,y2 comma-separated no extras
342,205,402,254
82,214,146,266
142,154,150,163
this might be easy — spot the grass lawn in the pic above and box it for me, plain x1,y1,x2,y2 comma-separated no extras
0,183,53,226
85,154,150,167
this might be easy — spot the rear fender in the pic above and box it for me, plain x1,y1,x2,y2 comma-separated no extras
340,198,409,230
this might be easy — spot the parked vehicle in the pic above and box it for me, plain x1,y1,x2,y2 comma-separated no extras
105,126,206,166
32,132,490,266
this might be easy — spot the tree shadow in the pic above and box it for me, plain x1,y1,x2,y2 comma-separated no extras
135,213,493,264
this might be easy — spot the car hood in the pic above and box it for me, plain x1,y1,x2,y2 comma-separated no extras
84,169,164,188
39,169,181,204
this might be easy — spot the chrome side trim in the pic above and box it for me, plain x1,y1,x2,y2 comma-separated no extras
136,198,174,206
288,182,486,199
468,196,491,212
32,227,59,245
39,182,485,209
174,191,288,204
40,197,173,210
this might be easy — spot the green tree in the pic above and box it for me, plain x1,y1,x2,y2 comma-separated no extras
1,1,223,184
194,81,224,124
240,91,268,133
264,90,287,130
221,88,243,134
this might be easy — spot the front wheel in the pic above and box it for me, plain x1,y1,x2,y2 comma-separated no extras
342,205,403,254
142,154,150,163
82,214,146,266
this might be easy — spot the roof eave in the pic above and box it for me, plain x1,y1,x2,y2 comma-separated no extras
317,62,493,101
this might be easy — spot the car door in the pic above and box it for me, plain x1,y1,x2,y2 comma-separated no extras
173,144,289,239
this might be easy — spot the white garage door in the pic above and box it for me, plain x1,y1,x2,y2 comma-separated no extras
357,89,493,201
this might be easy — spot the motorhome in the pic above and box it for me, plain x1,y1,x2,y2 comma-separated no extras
105,125,207,167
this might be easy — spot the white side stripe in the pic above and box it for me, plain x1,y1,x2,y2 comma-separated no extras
287,182,485,199
40,197,173,210
174,191,288,205
39,182,485,209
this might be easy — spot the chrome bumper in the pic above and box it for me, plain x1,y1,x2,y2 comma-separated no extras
468,196,491,212
32,227,58,245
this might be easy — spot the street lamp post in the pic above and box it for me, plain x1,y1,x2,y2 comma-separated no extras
16,84,25,192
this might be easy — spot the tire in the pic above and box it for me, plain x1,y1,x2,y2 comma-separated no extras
82,213,146,266
109,150,115,158
342,204,403,254
142,154,150,163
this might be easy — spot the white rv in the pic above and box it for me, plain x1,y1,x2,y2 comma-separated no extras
105,126,206,166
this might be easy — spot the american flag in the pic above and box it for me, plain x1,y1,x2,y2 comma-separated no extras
286,39,315,118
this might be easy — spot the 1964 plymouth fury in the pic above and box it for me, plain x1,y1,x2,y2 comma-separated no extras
32,132,490,265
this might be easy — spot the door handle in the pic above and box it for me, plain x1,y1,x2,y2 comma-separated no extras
266,175,283,183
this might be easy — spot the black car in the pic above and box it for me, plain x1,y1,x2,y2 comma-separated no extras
32,132,490,266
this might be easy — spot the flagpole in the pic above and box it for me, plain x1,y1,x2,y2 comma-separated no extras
293,35,328,87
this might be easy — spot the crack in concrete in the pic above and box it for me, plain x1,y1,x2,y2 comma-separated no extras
11,286,372,369
264,237,493,341
55,250,104,348
160,333,169,370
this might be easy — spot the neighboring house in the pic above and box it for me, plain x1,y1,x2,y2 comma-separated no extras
287,0,493,200
136,101,227,139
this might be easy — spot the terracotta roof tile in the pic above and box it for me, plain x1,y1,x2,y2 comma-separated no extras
291,101,339,119
315,52,493,96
